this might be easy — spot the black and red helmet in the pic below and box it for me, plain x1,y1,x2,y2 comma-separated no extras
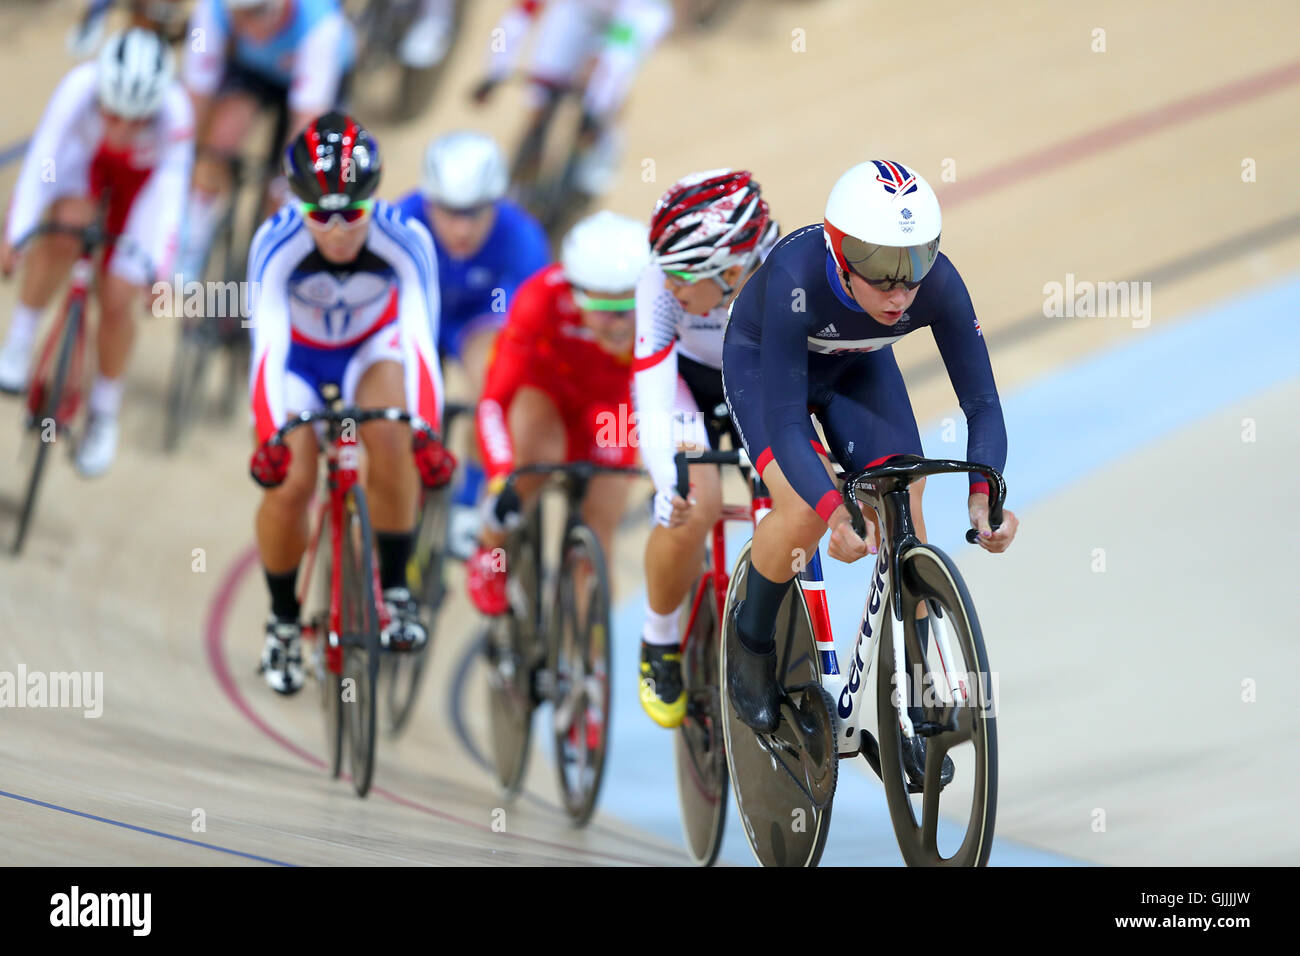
284,110,382,206
649,169,773,278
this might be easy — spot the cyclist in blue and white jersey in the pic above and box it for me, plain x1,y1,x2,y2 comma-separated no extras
393,131,550,546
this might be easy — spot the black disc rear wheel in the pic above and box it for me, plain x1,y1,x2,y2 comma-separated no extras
720,541,837,867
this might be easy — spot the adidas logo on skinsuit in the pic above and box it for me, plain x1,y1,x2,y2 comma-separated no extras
816,323,840,337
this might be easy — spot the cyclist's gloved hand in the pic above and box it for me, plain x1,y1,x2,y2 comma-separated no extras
652,488,692,528
412,431,457,488
481,479,523,533
250,441,291,488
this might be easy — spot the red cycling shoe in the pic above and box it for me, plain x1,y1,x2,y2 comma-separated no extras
466,544,508,616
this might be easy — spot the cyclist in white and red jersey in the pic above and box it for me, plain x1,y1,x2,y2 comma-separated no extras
175,0,354,284
632,169,779,727
0,29,194,476
472,0,673,196
245,111,454,695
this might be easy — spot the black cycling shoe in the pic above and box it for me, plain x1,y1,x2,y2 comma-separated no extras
726,601,781,733
898,732,955,791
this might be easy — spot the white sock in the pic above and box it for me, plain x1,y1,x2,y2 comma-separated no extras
88,376,125,419
5,303,42,350
642,603,681,646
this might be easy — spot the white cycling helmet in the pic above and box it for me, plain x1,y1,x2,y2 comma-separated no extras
823,160,941,285
421,131,508,210
96,28,175,121
562,211,649,294
223,0,282,11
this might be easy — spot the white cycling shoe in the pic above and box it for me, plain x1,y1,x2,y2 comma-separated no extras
75,415,119,477
0,337,32,394
261,618,306,695
381,587,428,652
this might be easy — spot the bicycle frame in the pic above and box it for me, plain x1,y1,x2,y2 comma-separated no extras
26,254,95,428
679,471,770,656
296,421,392,676
813,457,1006,756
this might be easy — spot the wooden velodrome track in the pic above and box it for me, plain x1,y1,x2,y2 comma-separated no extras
1,0,1297,865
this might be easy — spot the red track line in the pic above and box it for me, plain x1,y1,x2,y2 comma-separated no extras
940,58,1300,208
203,544,659,867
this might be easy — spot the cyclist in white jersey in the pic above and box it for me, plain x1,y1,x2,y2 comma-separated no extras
0,29,193,476
632,169,779,727
472,0,673,195
246,111,454,695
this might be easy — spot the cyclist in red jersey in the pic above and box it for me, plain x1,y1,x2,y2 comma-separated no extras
466,211,649,615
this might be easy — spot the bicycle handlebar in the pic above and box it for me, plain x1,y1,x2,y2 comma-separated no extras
672,448,752,500
266,406,441,448
839,454,1007,545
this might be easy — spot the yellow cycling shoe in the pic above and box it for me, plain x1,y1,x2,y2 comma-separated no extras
639,640,686,729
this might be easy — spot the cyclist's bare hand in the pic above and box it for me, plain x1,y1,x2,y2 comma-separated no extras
969,493,1018,553
827,504,870,564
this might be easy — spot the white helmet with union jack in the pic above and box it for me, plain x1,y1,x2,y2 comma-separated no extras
823,160,941,285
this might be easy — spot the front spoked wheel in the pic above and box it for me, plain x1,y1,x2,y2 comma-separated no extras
484,510,542,797
550,523,612,825
13,301,81,555
720,541,837,866
673,576,728,866
876,544,998,866
340,485,382,797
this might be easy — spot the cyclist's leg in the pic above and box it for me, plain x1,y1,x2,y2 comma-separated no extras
255,422,322,584
0,198,95,388
178,90,260,282
452,317,503,506
644,374,722,623
816,349,928,548
350,353,419,580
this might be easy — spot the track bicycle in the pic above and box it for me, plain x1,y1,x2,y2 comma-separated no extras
667,442,786,866
269,384,444,797
7,220,149,555
482,460,641,824
720,453,1007,866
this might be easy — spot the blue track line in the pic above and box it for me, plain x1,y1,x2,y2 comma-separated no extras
0,789,296,866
